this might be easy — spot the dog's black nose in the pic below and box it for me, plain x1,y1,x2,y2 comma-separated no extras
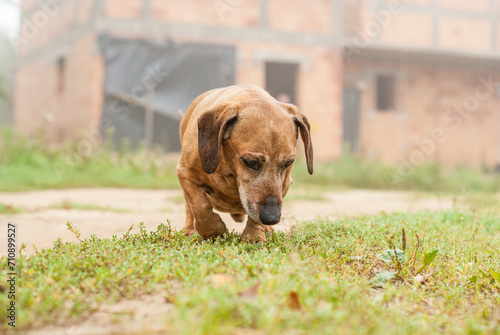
259,197,281,226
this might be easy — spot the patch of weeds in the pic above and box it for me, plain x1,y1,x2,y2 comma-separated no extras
0,203,21,214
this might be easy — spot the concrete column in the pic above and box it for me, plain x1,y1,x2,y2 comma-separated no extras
143,0,152,20
259,0,268,29
331,0,343,48
431,0,439,49
492,0,498,52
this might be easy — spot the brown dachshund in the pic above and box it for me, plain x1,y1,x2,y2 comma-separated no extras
176,84,313,242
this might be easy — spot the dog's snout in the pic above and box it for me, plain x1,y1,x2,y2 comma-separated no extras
259,197,282,226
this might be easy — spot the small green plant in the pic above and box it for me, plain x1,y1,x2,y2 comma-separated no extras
66,221,82,242
369,221,442,286
0,203,21,214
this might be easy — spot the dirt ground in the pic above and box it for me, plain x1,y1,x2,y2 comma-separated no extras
0,187,454,256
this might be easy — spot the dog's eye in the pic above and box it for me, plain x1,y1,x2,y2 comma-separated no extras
241,158,260,171
282,160,295,170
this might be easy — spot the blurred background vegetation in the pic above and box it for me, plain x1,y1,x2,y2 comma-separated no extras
1,126,499,194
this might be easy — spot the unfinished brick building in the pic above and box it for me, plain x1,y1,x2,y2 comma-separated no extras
14,0,500,169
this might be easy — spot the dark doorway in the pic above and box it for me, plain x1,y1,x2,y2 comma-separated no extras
343,87,361,153
265,62,299,105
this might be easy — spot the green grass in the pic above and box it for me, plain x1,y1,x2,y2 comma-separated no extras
0,127,179,191
292,154,500,193
1,127,500,193
3,211,499,334
463,193,500,213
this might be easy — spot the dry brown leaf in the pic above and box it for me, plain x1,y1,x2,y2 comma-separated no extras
288,291,303,311
239,282,260,299
414,274,426,285
415,269,435,285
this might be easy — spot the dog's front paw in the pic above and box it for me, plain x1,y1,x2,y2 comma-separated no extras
241,231,267,243
265,226,274,233
241,224,267,243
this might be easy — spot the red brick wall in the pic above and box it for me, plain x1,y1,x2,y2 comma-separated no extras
345,60,500,168
19,0,95,56
439,0,491,12
380,12,434,48
268,0,332,33
106,0,143,19
439,17,492,53
14,34,104,140
498,24,500,53
150,0,261,27
351,0,497,54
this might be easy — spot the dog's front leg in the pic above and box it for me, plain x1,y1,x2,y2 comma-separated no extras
179,178,228,240
183,201,196,236
241,218,269,243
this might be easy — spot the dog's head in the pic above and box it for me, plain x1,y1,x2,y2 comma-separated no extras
197,99,313,225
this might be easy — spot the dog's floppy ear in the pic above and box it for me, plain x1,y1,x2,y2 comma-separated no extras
198,105,238,174
282,103,313,175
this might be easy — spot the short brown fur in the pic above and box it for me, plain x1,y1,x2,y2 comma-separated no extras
177,84,313,242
